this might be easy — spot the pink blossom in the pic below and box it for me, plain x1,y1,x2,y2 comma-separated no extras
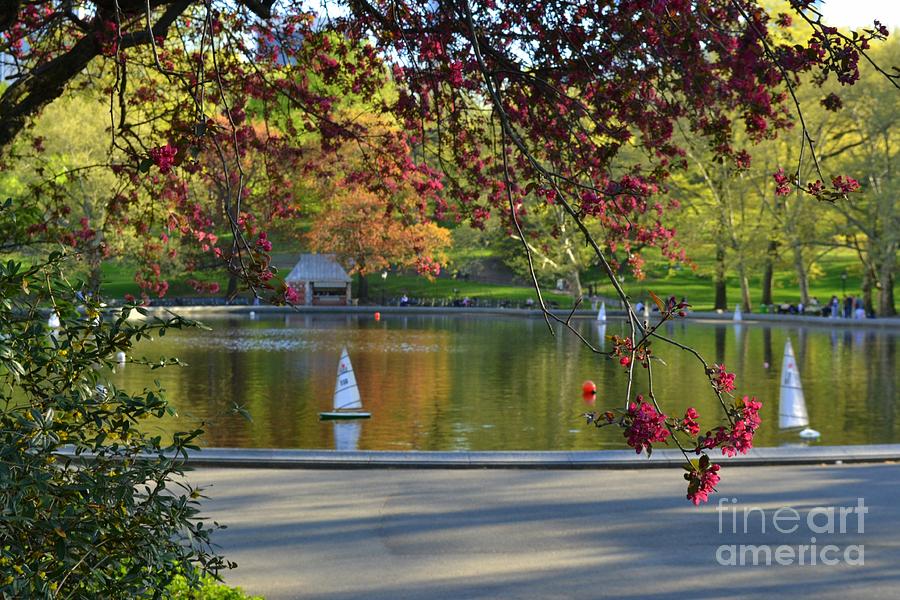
682,407,700,436
623,401,670,455
256,231,273,252
686,462,721,505
699,397,762,457
773,168,791,196
831,175,860,194
711,364,736,394
806,180,825,196
149,144,177,174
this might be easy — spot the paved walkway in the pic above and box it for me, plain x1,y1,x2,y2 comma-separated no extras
191,463,900,599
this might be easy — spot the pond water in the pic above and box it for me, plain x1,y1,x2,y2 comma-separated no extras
110,313,899,450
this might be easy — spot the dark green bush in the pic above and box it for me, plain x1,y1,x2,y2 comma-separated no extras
0,251,232,598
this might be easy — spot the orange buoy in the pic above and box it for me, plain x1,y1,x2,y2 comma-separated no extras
582,390,597,406
581,380,597,395
374,312,381,321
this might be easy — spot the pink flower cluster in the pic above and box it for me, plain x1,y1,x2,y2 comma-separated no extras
831,175,860,194
149,144,177,174
187,279,221,295
681,407,700,436
773,168,792,196
415,256,442,277
698,396,762,457
711,364,736,394
256,231,273,252
685,462,721,505
740,396,762,430
284,286,300,304
623,399,669,455
806,180,825,195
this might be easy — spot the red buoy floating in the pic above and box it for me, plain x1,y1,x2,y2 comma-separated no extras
581,380,597,405
374,312,381,321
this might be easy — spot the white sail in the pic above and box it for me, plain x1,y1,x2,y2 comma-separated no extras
642,303,650,321
733,304,743,322
596,323,607,349
48,312,60,328
779,339,809,429
333,421,361,451
596,303,607,322
333,347,362,411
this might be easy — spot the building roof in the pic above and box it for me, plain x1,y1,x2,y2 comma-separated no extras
285,254,351,284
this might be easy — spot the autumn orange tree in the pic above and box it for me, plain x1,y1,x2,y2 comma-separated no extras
308,185,451,300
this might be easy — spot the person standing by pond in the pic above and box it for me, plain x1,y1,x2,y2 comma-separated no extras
843,295,854,318
830,296,840,318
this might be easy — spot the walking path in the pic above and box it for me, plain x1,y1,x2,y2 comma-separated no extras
192,463,900,599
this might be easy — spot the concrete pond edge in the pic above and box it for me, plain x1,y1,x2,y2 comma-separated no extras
152,444,900,470
121,305,900,328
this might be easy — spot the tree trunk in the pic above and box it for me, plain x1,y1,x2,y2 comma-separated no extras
357,272,369,302
226,273,239,299
87,250,102,296
861,268,875,316
568,268,583,300
792,245,809,305
760,239,778,307
878,269,896,317
714,245,727,311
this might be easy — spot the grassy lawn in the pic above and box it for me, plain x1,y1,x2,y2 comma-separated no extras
98,261,228,299
95,246,895,313
365,249,896,312
359,273,574,307
607,249,896,312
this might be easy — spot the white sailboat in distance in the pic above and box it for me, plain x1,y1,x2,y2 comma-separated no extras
596,302,607,322
778,338,820,439
319,348,371,420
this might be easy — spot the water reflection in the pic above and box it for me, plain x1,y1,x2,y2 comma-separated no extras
715,325,726,364
333,421,361,451
595,324,606,349
110,314,900,451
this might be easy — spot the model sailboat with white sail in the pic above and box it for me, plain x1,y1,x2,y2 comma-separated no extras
778,338,820,439
319,347,371,420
